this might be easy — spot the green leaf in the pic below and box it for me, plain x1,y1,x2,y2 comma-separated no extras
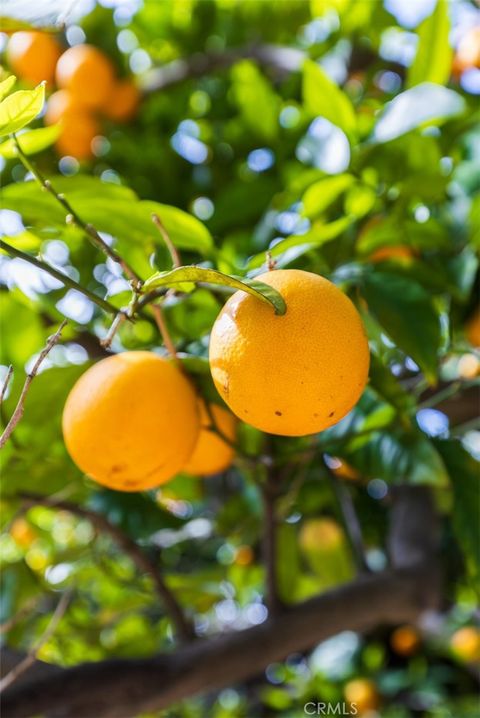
231,60,280,141
302,174,354,218
0,75,16,101
435,440,480,586
0,124,61,158
141,201,213,255
143,266,287,315
247,216,353,270
408,0,452,88
0,83,45,138
363,272,441,383
371,84,465,143
303,59,356,138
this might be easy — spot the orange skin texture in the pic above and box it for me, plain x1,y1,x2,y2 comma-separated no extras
62,352,200,491
390,625,421,656
54,112,100,161
55,44,115,109
466,308,480,348
183,401,237,476
450,627,480,663
103,79,140,122
344,679,380,714
209,269,370,436
6,31,61,86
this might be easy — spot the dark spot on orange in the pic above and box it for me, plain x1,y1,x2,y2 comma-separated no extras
123,479,139,488
328,411,335,418
275,410,282,416
313,413,319,417
111,464,126,474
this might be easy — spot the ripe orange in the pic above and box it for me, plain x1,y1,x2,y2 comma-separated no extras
344,678,380,714
450,626,480,663
466,308,480,347
6,31,62,86
453,27,480,76
209,269,369,436
55,44,115,109
102,79,140,122
62,352,199,491
54,112,100,161
44,89,88,126
183,401,237,476
369,245,414,263
390,625,421,656
299,518,343,553
10,518,37,548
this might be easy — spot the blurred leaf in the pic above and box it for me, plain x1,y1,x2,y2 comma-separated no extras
302,174,354,218
0,296,45,367
143,266,287,315
303,59,356,138
0,84,45,137
0,75,16,101
363,272,441,383
276,523,301,604
435,440,480,586
231,60,280,141
408,0,452,88
371,84,466,143
0,124,61,157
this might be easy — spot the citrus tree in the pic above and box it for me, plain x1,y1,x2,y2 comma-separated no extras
0,1,479,717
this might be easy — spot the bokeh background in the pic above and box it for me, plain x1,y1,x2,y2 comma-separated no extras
0,1,479,717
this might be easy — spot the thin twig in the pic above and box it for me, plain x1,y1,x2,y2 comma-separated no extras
151,303,178,358
0,321,68,450
152,214,181,269
0,365,13,404
100,312,126,349
18,493,194,643
0,597,40,635
323,456,370,574
12,135,142,289
0,590,72,693
0,240,118,315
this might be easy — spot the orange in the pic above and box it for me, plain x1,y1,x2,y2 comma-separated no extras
10,518,37,548
450,626,480,663
344,679,380,714
183,401,237,476
390,625,420,656
6,31,61,86
466,308,480,347
55,44,115,109
209,269,369,436
54,112,100,161
62,352,200,491
369,245,414,263
299,518,343,552
102,79,140,122
330,457,360,481
235,545,254,566
44,90,89,126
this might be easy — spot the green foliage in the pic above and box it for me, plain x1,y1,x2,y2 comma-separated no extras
0,1,479,716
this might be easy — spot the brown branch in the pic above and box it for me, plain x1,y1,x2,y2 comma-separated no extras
13,136,142,289
17,493,194,644
0,590,71,692
261,458,283,616
152,214,181,269
0,320,67,450
0,365,13,404
151,303,178,359
0,564,439,718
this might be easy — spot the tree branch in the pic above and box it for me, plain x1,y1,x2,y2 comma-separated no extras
0,320,67,450
261,458,283,616
0,565,439,718
12,135,142,288
0,240,118,315
17,493,194,644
